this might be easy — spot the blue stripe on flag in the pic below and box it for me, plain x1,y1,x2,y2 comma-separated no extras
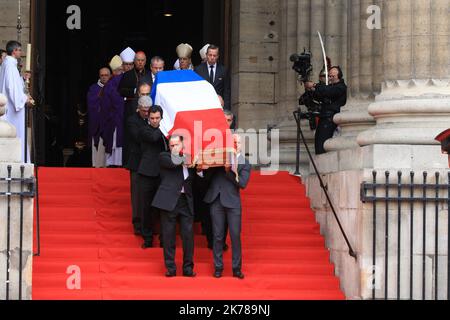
151,70,204,102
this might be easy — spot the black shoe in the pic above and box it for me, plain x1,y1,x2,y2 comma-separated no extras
233,270,245,279
183,271,197,278
141,242,153,249
165,271,176,278
223,243,229,251
213,270,223,278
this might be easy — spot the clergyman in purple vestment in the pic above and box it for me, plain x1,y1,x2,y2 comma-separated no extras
87,67,110,167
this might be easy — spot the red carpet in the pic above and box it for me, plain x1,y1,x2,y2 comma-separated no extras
32,168,345,300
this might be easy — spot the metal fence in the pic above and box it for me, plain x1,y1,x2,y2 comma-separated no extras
0,165,35,300
361,171,450,300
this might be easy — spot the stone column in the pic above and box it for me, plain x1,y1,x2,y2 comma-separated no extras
0,0,34,300
325,0,380,152
231,0,279,131
0,0,31,51
357,0,450,148
275,0,313,173
0,94,34,301
306,0,450,300
276,0,349,173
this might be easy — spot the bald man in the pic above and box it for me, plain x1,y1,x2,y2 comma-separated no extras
87,67,111,167
118,51,149,167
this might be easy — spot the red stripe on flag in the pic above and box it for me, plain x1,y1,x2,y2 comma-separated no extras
168,109,235,165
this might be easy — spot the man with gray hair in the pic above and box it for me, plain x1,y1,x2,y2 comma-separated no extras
141,56,165,86
126,95,153,235
224,110,234,130
119,51,148,166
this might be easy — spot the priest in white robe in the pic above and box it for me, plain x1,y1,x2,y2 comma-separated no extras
0,41,32,163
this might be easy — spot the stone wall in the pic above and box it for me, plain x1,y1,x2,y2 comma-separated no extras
0,0,34,300
0,163,34,301
0,0,31,64
230,0,278,132
306,145,449,299
304,0,450,300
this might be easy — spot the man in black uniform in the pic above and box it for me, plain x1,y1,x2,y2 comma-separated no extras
137,103,168,248
152,135,196,278
304,66,347,155
119,51,149,166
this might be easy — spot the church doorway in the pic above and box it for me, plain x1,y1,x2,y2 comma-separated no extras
32,0,230,166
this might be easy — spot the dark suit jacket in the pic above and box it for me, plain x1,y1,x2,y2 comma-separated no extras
126,113,148,172
152,152,195,214
139,72,154,87
119,68,148,99
137,125,168,177
194,63,231,110
119,68,148,121
203,156,251,209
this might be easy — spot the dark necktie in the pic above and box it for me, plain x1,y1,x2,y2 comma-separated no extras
209,65,215,84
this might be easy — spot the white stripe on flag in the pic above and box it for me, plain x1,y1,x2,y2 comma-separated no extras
154,80,223,136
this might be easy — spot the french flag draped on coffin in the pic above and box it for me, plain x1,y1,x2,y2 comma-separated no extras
151,70,235,166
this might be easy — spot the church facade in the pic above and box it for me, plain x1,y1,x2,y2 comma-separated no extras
1,0,449,299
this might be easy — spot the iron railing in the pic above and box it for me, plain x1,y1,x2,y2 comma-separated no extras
0,165,36,300
293,108,357,259
361,171,450,300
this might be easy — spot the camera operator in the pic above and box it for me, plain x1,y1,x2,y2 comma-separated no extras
304,66,347,155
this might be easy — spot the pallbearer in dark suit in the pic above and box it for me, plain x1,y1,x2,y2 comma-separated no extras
194,44,231,111
140,56,165,87
152,135,196,278
203,134,251,279
200,110,235,250
126,95,152,235
119,50,149,167
137,104,168,248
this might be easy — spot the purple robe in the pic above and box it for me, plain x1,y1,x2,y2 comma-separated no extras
100,74,124,154
87,82,103,148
